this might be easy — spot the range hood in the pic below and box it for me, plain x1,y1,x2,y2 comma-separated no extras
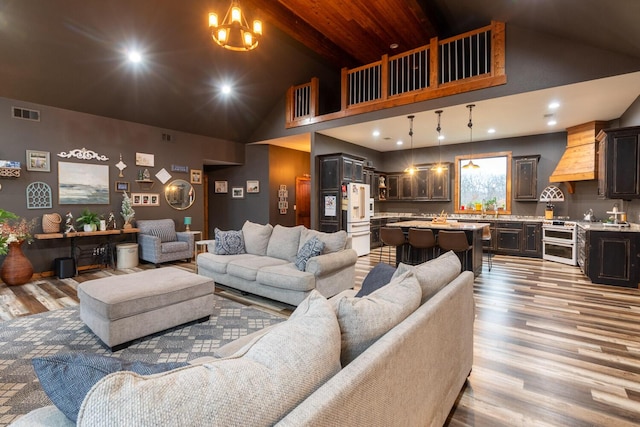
549,121,606,193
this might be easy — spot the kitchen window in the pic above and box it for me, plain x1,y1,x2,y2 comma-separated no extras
454,151,512,214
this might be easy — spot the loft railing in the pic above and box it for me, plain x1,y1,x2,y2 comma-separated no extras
286,21,506,128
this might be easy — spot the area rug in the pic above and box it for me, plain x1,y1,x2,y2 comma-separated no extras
0,295,287,426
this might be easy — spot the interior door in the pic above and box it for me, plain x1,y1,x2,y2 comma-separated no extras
296,177,311,228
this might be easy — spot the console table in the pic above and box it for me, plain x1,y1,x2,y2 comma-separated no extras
34,228,140,276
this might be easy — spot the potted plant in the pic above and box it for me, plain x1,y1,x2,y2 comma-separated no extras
76,208,100,232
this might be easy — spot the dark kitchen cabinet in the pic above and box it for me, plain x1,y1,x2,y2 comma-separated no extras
386,175,399,200
597,126,640,199
318,153,366,232
513,155,540,201
496,222,523,255
370,219,382,249
429,166,450,200
522,223,541,257
584,230,639,288
378,165,450,202
342,156,364,183
400,175,414,199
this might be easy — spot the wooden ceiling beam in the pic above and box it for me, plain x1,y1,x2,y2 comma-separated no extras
245,0,360,68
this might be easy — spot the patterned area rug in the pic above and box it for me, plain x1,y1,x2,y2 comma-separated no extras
0,295,287,426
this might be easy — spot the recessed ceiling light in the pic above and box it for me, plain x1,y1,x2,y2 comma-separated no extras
127,50,142,63
487,128,496,134
221,84,232,95
390,43,399,49
397,140,403,145
372,130,380,137
438,135,445,140
547,119,557,126
548,101,560,109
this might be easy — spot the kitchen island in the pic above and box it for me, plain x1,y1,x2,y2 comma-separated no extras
387,220,489,276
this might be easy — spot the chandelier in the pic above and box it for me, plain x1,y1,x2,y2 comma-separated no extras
208,1,263,52
404,115,417,175
462,104,480,169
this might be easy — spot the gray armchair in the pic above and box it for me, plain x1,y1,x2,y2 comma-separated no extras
136,219,194,266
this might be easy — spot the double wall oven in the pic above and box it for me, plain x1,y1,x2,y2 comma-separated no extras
542,220,577,265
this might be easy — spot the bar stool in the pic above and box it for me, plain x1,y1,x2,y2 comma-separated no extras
379,227,406,265
481,226,492,271
407,228,436,265
437,230,472,271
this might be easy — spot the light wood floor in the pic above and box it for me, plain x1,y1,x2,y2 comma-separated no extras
2,251,640,426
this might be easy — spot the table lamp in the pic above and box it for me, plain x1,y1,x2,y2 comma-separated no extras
184,216,192,231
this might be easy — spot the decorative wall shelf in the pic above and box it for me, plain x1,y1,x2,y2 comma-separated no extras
0,167,21,178
135,179,155,190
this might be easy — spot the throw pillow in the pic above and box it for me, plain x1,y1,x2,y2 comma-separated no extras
299,228,348,254
266,224,303,262
76,291,342,426
335,270,421,366
32,354,188,422
391,250,461,304
214,228,246,255
355,262,396,297
294,236,325,271
242,221,273,255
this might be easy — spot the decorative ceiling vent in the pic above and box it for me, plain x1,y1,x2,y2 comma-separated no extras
12,106,40,121
539,185,565,202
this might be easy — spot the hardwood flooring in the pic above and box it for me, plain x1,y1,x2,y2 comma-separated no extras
1,252,639,426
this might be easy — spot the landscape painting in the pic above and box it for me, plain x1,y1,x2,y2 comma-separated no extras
58,161,109,204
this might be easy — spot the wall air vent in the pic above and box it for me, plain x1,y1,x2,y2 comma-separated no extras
12,106,41,122
162,133,173,142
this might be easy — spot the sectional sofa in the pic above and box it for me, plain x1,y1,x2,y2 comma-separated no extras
12,250,474,426
196,221,359,306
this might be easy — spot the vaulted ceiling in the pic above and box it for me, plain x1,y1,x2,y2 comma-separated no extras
1,1,639,146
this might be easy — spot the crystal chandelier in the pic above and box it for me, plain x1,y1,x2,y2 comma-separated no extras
208,1,263,52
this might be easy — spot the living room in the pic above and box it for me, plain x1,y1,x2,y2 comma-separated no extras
2,1,640,426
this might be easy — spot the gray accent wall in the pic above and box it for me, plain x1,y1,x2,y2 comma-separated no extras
0,96,243,272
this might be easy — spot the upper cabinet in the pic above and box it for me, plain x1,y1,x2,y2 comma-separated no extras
380,164,450,202
513,155,540,201
597,126,640,199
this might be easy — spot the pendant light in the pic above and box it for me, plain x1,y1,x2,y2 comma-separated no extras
462,104,480,169
404,115,417,175
434,110,448,173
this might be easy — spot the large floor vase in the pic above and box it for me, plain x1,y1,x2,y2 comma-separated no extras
1,241,34,286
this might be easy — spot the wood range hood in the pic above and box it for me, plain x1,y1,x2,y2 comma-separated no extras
548,121,607,193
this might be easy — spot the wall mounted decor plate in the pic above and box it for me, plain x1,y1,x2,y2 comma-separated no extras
26,181,53,209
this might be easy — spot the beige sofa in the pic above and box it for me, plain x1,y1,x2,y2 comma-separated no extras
12,251,474,427
196,221,358,306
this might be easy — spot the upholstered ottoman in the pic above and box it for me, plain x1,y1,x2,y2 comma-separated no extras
78,267,215,351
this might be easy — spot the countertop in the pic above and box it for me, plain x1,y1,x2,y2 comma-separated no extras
577,222,640,232
371,213,548,223
386,220,490,230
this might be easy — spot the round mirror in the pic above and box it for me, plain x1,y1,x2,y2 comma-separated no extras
165,179,195,210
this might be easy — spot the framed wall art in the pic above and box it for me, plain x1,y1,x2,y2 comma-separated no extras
58,161,109,204
114,181,130,192
26,150,50,172
214,180,228,193
135,152,155,167
131,192,160,206
231,187,244,199
246,180,259,193
190,169,202,184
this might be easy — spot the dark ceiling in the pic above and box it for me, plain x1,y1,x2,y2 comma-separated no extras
1,0,639,144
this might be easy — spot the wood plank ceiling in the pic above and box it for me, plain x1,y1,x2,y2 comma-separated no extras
246,0,443,67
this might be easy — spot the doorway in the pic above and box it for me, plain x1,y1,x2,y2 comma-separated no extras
296,176,311,228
